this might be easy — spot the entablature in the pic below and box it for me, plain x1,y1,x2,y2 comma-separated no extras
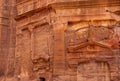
15,0,120,21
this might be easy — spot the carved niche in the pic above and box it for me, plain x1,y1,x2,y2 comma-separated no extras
20,28,33,77
32,24,53,74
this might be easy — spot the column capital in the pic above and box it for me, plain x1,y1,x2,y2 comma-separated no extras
28,24,34,34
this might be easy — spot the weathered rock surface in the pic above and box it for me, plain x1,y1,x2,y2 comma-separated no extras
0,0,16,80
0,0,120,81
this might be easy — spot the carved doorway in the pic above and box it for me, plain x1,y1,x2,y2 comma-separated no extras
77,62,110,81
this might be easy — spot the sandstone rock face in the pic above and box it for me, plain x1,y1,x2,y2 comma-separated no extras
0,0,120,81
0,0,16,80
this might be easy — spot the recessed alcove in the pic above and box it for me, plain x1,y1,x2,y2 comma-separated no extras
39,77,45,81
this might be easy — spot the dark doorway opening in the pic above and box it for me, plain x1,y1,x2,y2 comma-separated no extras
39,77,45,81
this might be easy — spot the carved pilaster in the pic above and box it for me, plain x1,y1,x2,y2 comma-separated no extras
53,21,67,76
15,30,23,78
28,25,35,60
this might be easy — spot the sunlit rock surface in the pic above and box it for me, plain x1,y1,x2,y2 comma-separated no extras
0,0,120,81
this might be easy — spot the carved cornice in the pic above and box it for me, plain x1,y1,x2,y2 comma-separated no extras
17,17,49,31
51,0,120,9
15,0,120,21
15,6,50,21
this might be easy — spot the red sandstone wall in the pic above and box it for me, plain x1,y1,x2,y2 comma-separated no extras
15,0,120,80
0,0,120,81
0,0,16,80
